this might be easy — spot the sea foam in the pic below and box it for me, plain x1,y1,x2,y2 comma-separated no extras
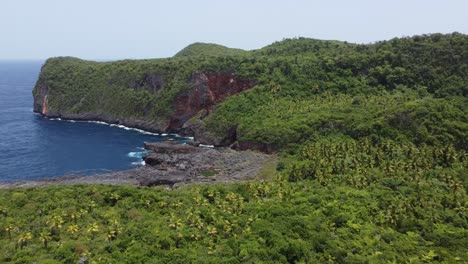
127,151,148,159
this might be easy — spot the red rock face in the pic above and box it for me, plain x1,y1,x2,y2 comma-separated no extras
33,82,49,114
42,95,48,115
167,72,256,130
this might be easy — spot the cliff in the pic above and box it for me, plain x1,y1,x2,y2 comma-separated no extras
33,33,468,151
33,56,256,144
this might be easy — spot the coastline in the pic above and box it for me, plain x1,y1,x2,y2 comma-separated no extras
43,115,194,139
38,111,172,136
0,142,276,189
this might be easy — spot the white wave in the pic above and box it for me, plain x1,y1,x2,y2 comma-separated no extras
127,151,147,159
199,144,215,148
45,118,192,139
131,160,146,166
87,121,108,125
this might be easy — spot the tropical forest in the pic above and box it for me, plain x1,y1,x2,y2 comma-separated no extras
1,33,467,263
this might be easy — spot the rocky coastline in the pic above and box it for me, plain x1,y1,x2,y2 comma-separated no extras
0,142,276,189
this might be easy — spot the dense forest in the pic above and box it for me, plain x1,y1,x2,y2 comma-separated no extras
3,33,466,262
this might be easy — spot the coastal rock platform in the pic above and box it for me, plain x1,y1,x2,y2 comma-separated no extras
0,142,275,189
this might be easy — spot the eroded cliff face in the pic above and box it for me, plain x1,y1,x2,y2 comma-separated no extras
33,82,49,115
167,72,256,130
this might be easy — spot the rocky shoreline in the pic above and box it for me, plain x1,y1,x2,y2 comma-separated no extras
0,142,276,189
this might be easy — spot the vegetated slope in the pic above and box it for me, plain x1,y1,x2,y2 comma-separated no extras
200,33,467,151
33,33,467,146
0,141,466,263
174,42,248,57
16,33,468,263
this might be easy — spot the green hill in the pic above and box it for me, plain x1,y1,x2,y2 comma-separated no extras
11,32,468,262
174,42,248,57
253,37,354,56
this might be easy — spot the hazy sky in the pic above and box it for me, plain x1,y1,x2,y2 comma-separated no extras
1,0,467,60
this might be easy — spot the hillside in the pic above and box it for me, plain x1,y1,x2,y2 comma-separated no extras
9,32,468,262
174,42,248,57
33,33,468,148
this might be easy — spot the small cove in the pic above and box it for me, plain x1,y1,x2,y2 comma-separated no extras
0,61,189,181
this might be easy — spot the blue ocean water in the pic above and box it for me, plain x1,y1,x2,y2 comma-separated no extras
0,60,189,181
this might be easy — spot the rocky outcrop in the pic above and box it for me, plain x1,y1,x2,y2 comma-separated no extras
167,72,256,130
137,142,274,187
143,142,206,171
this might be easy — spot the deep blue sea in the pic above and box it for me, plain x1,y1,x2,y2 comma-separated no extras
0,60,189,181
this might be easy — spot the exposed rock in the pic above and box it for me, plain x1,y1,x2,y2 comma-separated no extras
167,72,256,131
33,82,49,114
0,143,276,189
138,142,275,187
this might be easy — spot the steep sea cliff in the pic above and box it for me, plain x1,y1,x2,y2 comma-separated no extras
32,57,256,146
32,34,468,153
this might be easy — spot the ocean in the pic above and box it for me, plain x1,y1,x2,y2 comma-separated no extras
0,60,188,181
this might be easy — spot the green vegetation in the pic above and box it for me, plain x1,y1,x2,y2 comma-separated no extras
0,145,466,263
200,168,218,177
174,42,248,57
18,33,468,262
202,33,467,150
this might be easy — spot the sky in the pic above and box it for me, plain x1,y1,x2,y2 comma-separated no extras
1,0,467,60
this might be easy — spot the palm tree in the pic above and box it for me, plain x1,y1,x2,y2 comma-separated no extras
39,231,51,249
17,232,33,249
47,215,64,236
67,224,79,235
87,222,99,236
87,201,97,212
105,229,118,242
207,226,217,237
169,214,183,230
47,215,64,230
5,224,16,240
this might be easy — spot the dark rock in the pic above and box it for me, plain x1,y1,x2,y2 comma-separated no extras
143,156,162,166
